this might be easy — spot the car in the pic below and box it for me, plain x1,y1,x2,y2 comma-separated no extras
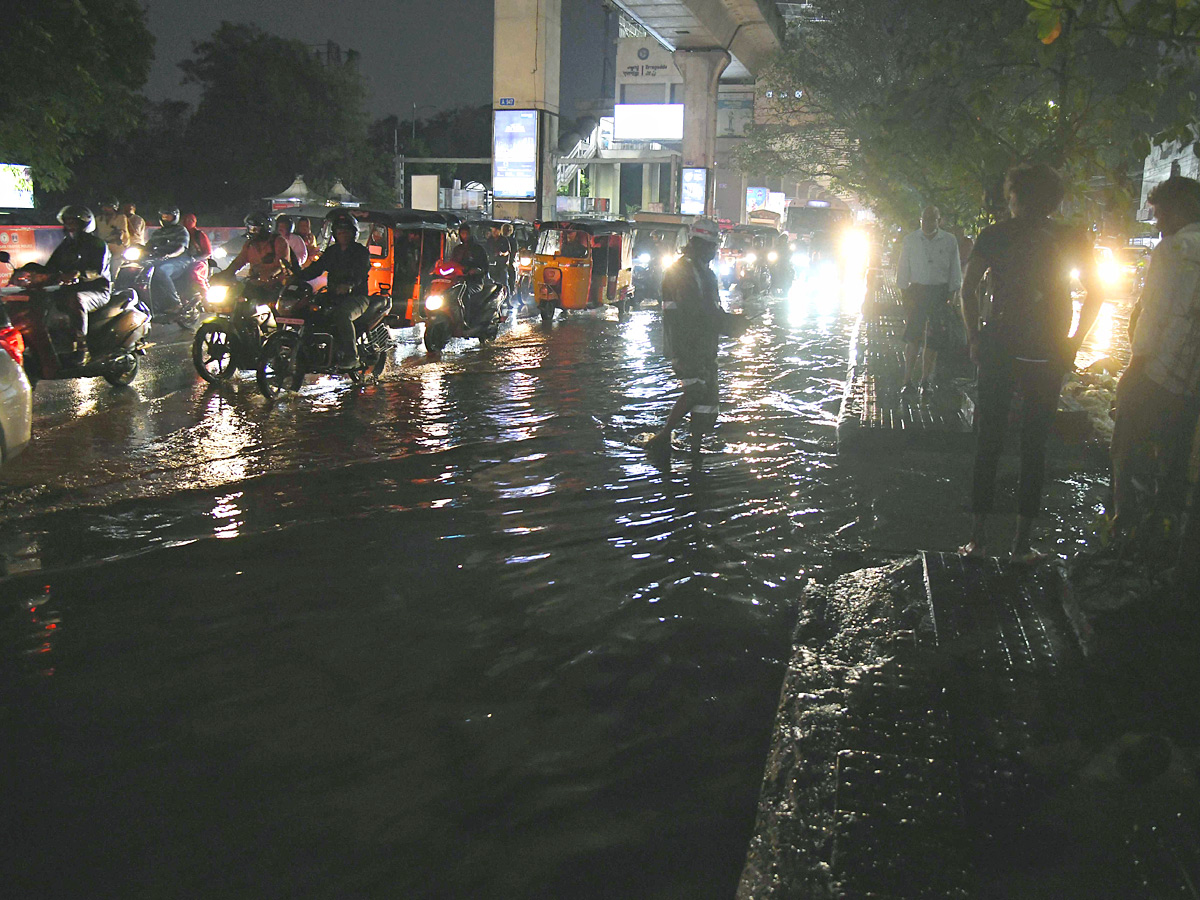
0,297,32,467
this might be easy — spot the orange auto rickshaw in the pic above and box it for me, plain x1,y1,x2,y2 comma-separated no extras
319,208,463,326
531,219,633,322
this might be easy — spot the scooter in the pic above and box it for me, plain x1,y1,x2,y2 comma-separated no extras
256,285,393,398
0,255,150,388
191,279,281,383
422,259,502,353
117,234,210,329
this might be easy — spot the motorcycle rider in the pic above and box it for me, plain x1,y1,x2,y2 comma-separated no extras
44,205,112,366
293,211,371,368
96,198,130,280
450,223,490,318
217,212,294,301
182,213,212,260
147,207,194,313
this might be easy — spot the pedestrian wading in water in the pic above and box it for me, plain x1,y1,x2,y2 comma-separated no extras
958,163,1103,564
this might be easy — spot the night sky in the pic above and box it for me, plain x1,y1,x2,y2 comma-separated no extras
141,0,614,125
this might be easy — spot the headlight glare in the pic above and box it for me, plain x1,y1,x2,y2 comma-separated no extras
426,294,445,311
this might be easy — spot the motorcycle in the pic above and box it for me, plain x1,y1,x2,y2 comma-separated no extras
256,285,393,398
0,255,150,388
191,279,282,383
118,232,210,329
422,260,502,353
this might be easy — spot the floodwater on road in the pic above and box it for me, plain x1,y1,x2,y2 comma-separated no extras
0,288,1109,898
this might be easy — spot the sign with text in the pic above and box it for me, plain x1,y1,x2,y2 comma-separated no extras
493,110,539,201
616,39,680,85
613,104,684,142
681,168,708,216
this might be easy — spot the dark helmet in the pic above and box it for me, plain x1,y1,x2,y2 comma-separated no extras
99,197,119,211
57,205,96,233
159,207,180,225
330,211,359,239
244,211,271,238
275,214,294,232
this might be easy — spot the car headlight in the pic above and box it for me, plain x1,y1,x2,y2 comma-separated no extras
207,284,229,304
123,246,143,261
768,250,779,263
744,253,757,265
212,246,228,260
426,294,445,311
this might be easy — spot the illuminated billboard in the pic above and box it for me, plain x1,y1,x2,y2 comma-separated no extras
613,104,684,141
681,168,707,216
493,110,539,200
0,165,34,209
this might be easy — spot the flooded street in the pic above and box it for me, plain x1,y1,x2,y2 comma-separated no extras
0,293,1110,898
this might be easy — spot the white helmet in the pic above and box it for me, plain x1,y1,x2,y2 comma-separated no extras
688,218,720,245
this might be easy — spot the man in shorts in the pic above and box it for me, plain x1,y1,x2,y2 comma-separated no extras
896,205,962,400
646,218,746,468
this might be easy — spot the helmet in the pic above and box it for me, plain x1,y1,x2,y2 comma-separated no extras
330,212,359,239
244,212,271,237
57,205,96,233
275,214,294,232
688,218,720,246
99,197,119,211
159,207,180,225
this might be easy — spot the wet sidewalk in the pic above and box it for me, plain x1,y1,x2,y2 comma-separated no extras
739,553,1200,899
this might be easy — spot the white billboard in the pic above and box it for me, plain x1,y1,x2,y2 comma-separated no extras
681,168,707,216
493,109,539,201
613,104,684,142
0,165,34,209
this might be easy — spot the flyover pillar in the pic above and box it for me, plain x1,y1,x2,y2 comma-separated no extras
493,0,561,221
672,48,730,216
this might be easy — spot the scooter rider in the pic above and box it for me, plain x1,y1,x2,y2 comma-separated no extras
450,223,489,317
293,211,371,368
148,207,193,313
217,212,294,301
44,205,112,366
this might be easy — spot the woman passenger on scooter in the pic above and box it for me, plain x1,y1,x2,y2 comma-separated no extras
292,212,371,369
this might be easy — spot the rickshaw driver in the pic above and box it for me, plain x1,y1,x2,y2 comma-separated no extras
560,230,588,259
293,212,372,369
645,218,747,468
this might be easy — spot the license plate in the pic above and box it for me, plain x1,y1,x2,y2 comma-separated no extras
275,317,305,326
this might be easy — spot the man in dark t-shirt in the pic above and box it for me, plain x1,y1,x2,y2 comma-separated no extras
959,163,1102,563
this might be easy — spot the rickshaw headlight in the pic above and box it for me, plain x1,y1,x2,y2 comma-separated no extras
636,252,651,267
767,251,779,263
518,254,532,267
425,294,445,311
207,284,230,305
123,246,143,261
744,253,757,265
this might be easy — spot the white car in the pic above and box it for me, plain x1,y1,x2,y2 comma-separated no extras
0,290,32,467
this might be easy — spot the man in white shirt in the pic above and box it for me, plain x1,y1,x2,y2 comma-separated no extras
1110,176,1200,591
275,215,309,269
895,205,962,400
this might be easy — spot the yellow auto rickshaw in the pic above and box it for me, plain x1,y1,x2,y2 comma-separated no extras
531,220,634,322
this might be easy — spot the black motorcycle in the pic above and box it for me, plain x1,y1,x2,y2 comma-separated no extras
422,259,503,353
256,286,393,398
191,280,281,383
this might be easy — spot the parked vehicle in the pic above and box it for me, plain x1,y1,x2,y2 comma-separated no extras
531,220,634,322
0,295,32,467
421,259,503,353
191,280,282,383
1,257,149,388
256,285,393,398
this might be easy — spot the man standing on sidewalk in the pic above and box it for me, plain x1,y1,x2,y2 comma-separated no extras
646,218,746,469
896,206,962,400
1109,175,1200,593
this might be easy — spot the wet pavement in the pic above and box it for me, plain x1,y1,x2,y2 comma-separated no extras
0,285,1115,898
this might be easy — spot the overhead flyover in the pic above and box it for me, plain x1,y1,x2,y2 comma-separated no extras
609,0,785,80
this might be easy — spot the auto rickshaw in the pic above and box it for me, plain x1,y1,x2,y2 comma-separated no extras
718,224,780,295
318,208,462,326
531,219,634,322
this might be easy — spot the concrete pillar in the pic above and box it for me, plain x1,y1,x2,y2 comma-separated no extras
493,0,561,221
641,163,661,211
672,48,730,216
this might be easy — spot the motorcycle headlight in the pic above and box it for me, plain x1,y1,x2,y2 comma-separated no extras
212,246,228,260
636,253,651,268
744,253,757,265
123,246,143,261
518,254,532,267
426,294,445,311
662,253,679,267
720,263,732,275
768,251,779,263
207,284,230,304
